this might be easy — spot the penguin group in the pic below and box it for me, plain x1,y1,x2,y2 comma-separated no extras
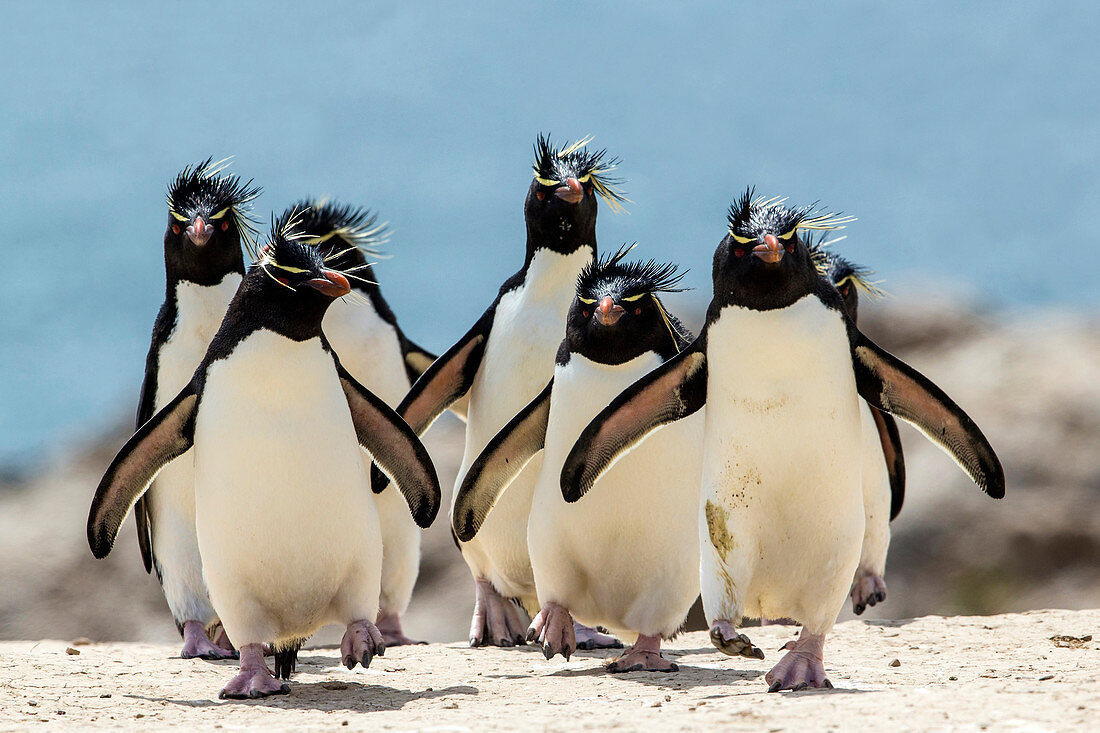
87,138,1004,698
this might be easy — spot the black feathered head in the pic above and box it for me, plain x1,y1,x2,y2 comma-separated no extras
166,157,260,250
531,133,628,213
272,199,387,284
803,232,885,322
524,134,626,257
250,210,354,301
713,187,857,310
566,244,691,365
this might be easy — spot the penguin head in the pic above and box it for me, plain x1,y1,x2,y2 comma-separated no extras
712,187,856,310
249,211,354,309
809,238,886,324
275,199,388,289
567,244,689,364
164,158,260,283
524,134,627,252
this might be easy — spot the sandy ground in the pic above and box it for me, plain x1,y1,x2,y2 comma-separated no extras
2,609,1097,731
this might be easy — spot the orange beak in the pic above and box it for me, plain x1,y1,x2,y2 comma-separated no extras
554,177,584,204
752,233,783,264
305,270,351,298
595,296,625,326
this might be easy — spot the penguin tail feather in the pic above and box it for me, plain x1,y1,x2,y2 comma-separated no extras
273,638,305,680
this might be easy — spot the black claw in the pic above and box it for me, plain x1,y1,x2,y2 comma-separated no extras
875,592,886,603
469,637,481,647
867,596,878,607
575,640,593,651
854,603,865,615
499,637,514,647
824,679,834,689
361,649,373,668
792,682,808,692
526,628,538,643
515,634,527,645
543,644,553,660
377,643,386,657
768,680,783,693
343,655,355,670
750,647,765,660
669,662,679,672
563,648,572,662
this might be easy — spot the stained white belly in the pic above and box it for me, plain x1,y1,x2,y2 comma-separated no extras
454,247,592,598
529,352,703,638
858,401,892,576
701,296,863,630
193,332,381,643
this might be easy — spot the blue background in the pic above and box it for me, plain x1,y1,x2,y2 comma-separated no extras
1,2,1096,463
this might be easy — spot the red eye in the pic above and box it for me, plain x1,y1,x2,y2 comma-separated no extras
734,248,745,258
634,307,642,315
277,277,289,286
536,191,545,201
582,310,590,318
172,224,180,234
221,221,230,231
785,243,794,253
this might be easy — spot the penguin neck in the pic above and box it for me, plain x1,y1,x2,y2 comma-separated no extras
223,275,331,344
163,236,246,294
523,218,597,268
518,246,595,301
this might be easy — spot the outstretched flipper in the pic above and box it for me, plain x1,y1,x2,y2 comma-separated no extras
401,336,470,422
869,406,906,519
88,385,198,559
561,338,707,503
852,331,1004,498
453,380,553,542
373,316,490,490
339,365,442,528
132,354,160,574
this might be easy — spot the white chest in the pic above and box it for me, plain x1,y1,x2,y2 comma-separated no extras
155,275,240,409
703,297,862,506
322,298,410,407
466,248,593,450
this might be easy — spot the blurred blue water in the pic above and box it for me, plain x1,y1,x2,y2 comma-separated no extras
0,2,1097,464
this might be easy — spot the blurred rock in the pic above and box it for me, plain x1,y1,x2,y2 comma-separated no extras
1,293,1097,642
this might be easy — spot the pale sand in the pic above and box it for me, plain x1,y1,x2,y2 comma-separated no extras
2,609,1096,731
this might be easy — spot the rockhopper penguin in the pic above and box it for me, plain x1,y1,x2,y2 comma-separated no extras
811,243,906,616
274,200,438,645
133,158,260,660
377,134,626,648
453,245,703,672
88,219,441,698
561,189,1004,691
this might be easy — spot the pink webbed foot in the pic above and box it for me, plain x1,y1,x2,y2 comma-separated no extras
766,630,833,692
526,602,576,661
376,611,427,646
850,572,888,615
574,622,623,650
181,620,237,660
709,619,765,659
219,644,288,699
341,620,386,670
211,623,237,653
607,634,677,673
469,578,527,647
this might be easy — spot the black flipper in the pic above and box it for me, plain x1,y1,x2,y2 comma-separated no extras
869,406,906,520
88,385,198,559
561,338,708,503
372,314,491,490
852,331,1004,499
338,365,442,528
133,347,160,575
453,380,553,542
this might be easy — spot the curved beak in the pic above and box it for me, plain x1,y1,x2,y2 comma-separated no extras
186,216,212,246
554,177,584,204
304,270,351,298
595,296,625,326
752,233,783,264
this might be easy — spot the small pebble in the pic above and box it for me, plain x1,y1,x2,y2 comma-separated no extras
65,647,80,656
948,676,958,681
342,722,349,727
100,694,112,698
135,713,145,719
28,701,38,707
56,711,66,716
1039,674,1054,681
889,659,901,667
